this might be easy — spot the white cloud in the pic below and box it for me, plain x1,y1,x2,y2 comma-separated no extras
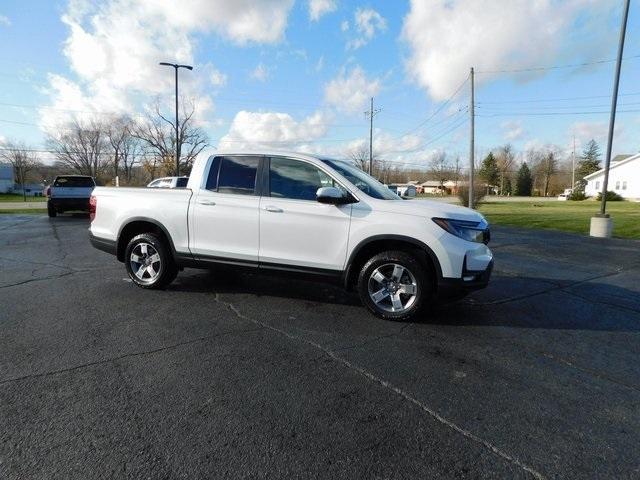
309,0,337,21
40,0,295,131
347,7,386,50
401,0,615,100
340,20,349,32
218,110,332,150
209,67,227,87
315,55,324,72
501,120,525,141
0,14,11,27
251,63,269,82
324,66,381,114
568,120,625,152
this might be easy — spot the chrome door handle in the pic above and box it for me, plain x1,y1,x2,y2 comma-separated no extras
198,199,216,206
264,205,283,213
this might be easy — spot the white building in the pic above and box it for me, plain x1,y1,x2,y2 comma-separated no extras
584,153,640,200
0,163,13,193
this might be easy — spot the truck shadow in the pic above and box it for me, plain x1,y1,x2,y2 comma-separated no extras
172,267,360,306
170,268,640,332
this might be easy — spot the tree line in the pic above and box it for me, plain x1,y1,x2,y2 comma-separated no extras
350,139,605,198
0,98,208,192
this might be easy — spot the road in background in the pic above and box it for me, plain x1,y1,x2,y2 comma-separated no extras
1,215,639,479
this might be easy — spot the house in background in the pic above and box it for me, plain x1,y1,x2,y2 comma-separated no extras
420,181,449,195
584,153,640,200
14,183,46,197
0,163,14,193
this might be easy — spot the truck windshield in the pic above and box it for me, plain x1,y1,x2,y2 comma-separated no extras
321,159,400,200
54,176,95,187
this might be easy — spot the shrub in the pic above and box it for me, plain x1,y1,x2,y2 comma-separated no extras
457,185,485,208
596,190,624,201
568,190,587,201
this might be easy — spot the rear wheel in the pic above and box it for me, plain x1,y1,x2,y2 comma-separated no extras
47,201,57,218
357,250,433,321
124,233,178,289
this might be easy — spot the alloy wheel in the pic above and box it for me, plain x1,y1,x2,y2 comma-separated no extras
367,263,418,313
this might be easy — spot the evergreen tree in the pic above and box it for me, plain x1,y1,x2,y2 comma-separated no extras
575,139,601,190
515,162,533,196
478,152,499,193
503,177,512,195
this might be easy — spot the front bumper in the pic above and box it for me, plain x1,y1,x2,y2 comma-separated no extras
437,259,493,297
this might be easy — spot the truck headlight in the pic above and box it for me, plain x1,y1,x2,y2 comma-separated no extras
432,217,490,244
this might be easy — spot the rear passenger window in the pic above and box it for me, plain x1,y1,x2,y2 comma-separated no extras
205,157,221,190
217,156,259,195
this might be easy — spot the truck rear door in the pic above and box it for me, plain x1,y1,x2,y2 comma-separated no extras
189,155,261,264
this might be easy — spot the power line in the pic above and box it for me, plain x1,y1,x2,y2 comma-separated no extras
476,108,640,117
476,53,640,74
394,76,469,138
476,91,640,105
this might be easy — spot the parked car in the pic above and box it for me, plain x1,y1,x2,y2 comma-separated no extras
147,176,189,188
47,175,96,217
557,188,573,201
89,151,492,320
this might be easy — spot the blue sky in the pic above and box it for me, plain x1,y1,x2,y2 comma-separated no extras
0,0,638,167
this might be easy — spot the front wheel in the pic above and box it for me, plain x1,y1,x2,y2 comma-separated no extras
357,250,433,321
124,233,178,289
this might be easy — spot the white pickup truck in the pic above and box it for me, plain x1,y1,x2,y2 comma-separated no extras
89,151,493,320
47,175,96,217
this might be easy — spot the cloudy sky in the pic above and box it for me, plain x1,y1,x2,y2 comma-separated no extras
0,0,638,167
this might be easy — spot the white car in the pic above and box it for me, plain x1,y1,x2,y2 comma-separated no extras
147,176,189,188
89,151,493,320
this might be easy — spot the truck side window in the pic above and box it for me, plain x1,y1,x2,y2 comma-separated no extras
205,157,222,191
269,157,341,201
217,156,259,195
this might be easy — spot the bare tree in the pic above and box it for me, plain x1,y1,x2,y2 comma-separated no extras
495,144,515,195
47,119,109,178
538,150,558,197
349,145,370,172
428,151,451,195
133,98,208,177
107,116,142,183
0,142,41,201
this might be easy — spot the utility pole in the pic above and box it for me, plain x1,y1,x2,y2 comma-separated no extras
365,97,381,176
571,135,576,189
159,62,193,177
590,0,630,237
469,67,475,209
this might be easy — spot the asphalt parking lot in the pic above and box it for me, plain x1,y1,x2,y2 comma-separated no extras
1,215,639,479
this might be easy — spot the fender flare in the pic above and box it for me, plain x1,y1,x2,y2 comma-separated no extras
343,234,443,289
116,216,183,262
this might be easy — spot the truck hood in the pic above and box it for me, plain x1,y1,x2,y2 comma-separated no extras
373,199,486,223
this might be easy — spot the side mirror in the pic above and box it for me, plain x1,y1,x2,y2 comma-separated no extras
316,186,352,205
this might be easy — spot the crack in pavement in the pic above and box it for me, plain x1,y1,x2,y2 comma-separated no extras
0,327,265,385
559,288,640,315
465,268,629,306
0,265,121,289
212,292,546,480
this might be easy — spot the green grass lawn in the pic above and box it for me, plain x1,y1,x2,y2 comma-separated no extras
478,201,640,239
0,208,48,214
0,193,47,202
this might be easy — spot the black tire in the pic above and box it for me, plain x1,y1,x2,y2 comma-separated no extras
47,201,57,218
357,250,433,321
124,233,178,289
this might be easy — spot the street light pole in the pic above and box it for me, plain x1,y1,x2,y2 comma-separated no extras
159,62,193,177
